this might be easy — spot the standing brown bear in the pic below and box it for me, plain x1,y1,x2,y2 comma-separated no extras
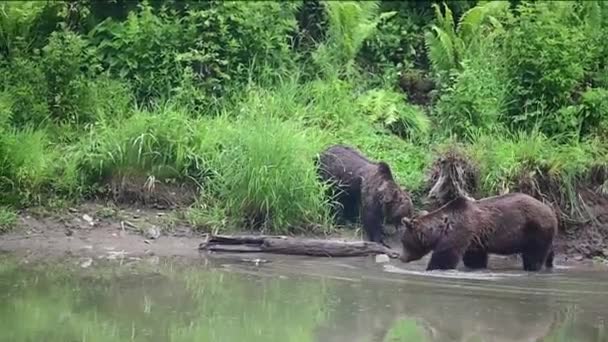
316,144,413,246
400,192,557,271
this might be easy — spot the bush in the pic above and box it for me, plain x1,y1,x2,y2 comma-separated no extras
357,88,430,141
0,206,17,233
505,2,601,135
202,114,331,233
92,1,299,105
91,2,185,104
41,29,97,125
77,105,206,185
1,57,49,128
0,128,63,205
433,39,512,139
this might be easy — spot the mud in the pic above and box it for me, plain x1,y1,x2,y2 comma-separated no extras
0,201,605,270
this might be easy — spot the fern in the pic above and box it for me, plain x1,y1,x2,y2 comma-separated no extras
316,1,391,70
425,1,509,78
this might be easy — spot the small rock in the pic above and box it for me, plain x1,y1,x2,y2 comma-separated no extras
144,239,151,244
144,226,161,240
575,255,584,261
82,214,95,226
68,207,78,213
375,254,390,263
64,228,73,236
80,258,93,268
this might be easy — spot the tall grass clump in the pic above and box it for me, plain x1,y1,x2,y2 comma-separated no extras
77,104,206,188
468,129,607,219
0,127,64,205
202,114,331,233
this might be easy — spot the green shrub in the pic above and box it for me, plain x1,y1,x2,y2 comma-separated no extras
505,1,600,135
77,105,205,185
0,206,17,233
1,57,49,128
41,29,97,125
579,87,608,136
91,2,184,103
0,1,62,58
0,128,63,205
313,1,389,76
424,1,510,82
468,129,602,200
434,39,511,139
357,88,430,141
92,1,299,105
203,114,331,233
358,8,426,72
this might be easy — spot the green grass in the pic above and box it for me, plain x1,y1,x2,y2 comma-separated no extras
0,206,17,233
2,72,608,233
0,0,606,237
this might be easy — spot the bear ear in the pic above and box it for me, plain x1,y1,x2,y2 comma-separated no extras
377,162,393,178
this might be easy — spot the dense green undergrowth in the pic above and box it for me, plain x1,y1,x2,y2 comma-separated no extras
1,0,607,233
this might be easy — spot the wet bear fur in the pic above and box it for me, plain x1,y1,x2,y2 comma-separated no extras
400,192,557,272
316,144,413,245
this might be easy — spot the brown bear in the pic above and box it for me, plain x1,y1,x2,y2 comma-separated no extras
316,144,413,246
399,192,557,271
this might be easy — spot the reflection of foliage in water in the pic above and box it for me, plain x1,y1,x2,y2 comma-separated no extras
0,256,606,342
542,305,607,342
0,256,333,342
168,270,332,342
382,318,428,342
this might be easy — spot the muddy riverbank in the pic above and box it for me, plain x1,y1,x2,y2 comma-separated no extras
1,201,606,270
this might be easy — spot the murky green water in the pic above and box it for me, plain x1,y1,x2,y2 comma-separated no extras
0,252,607,342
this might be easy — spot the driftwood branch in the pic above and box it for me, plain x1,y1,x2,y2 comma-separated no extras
199,234,400,258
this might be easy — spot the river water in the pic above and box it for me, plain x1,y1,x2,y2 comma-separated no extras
0,251,606,342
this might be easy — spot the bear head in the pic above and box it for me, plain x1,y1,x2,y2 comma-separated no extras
399,213,452,263
377,162,414,225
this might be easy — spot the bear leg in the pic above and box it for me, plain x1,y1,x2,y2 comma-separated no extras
462,250,488,269
544,248,554,269
341,192,360,223
426,249,462,271
361,205,387,247
522,243,551,272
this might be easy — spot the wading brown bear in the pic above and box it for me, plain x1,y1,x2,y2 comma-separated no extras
400,192,557,271
316,144,413,246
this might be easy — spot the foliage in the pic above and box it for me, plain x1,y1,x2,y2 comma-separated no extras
424,1,510,81
0,206,17,233
1,0,608,235
433,38,512,139
91,1,299,105
41,29,97,125
201,114,331,232
313,1,391,75
0,1,61,58
504,1,603,135
357,88,430,140
77,105,205,184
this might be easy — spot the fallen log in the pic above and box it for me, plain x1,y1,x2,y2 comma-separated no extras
199,234,400,258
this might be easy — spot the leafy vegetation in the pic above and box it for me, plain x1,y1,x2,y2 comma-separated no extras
1,0,607,234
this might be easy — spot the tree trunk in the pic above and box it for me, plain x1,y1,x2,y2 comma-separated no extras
199,234,400,258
